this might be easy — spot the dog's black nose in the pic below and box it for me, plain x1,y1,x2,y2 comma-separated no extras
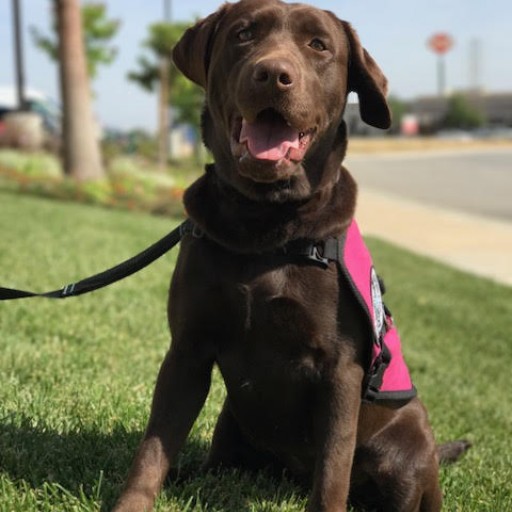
252,59,296,92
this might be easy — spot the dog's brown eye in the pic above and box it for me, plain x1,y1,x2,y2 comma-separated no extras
237,28,254,42
309,38,327,51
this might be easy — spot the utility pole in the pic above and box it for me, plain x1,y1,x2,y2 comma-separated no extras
164,0,172,22
469,38,482,93
165,0,173,161
12,0,27,110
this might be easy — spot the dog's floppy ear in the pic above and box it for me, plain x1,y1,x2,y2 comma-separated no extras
342,22,391,129
172,4,231,88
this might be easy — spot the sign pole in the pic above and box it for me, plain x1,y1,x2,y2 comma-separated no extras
437,54,445,96
428,33,454,97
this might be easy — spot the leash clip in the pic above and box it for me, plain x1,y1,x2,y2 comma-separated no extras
180,220,204,239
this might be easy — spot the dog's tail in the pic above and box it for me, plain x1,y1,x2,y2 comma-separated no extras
437,440,472,465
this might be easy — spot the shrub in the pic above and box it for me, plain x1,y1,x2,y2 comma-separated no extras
0,150,61,178
0,150,188,218
443,94,486,130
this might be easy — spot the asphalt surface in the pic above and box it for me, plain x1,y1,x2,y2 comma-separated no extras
343,147,512,286
347,147,512,222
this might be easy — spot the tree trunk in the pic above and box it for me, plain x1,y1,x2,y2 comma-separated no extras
56,0,104,180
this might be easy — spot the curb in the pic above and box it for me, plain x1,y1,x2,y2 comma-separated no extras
356,188,512,287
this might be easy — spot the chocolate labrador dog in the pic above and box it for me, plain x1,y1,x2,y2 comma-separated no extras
113,1,468,511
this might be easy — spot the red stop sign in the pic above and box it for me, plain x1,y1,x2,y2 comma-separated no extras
428,33,454,55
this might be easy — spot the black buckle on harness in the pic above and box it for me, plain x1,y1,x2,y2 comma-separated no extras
278,236,338,269
304,243,330,268
363,343,391,403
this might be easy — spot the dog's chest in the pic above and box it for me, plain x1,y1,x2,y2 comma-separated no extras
206,261,343,452
216,262,340,383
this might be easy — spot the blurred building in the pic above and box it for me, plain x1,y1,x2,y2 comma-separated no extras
412,91,512,132
344,95,385,136
345,90,512,135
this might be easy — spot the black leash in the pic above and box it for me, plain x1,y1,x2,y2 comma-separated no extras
0,219,195,301
0,216,338,302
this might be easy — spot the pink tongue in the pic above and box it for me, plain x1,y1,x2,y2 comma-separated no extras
240,118,300,161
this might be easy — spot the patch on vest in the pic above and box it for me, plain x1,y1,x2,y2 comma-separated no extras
370,267,384,338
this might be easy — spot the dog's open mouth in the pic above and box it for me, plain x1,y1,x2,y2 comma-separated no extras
235,109,314,163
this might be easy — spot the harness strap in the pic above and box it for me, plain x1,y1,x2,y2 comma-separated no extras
0,219,195,301
280,231,416,404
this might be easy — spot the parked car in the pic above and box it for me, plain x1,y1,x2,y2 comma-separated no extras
0,86,61,149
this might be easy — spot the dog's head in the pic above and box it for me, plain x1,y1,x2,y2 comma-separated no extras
173,0,391,202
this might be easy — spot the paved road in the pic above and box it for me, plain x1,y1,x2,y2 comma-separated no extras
346,147,512,222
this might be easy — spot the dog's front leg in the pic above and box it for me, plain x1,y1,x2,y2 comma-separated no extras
113,345,214,512
307,362,363,512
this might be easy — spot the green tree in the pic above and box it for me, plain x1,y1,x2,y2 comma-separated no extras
31,2,120,80
387,95,409,134
443,93,486,130
128,21,204,165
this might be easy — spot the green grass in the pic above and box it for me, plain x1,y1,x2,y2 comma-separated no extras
0,190,511,511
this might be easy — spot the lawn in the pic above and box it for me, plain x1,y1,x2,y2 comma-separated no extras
0,190,511,511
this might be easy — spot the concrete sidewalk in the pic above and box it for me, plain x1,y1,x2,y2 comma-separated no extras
356,189,512,287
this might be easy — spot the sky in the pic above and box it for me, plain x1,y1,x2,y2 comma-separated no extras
1,0,511,132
